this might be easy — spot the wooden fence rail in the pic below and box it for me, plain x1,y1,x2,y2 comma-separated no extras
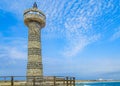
0,76,75,86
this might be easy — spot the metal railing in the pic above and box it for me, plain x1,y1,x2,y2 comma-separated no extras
0,76,75,86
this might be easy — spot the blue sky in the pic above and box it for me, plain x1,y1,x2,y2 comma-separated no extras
0,0,120,80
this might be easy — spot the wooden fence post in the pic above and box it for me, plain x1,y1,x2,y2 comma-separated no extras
70,77,72,86
73,77,75,86
66,77,68,86
11,76,14,86
53,76,56,86
33,76,36,86
4,77,6,82
63,78,65,85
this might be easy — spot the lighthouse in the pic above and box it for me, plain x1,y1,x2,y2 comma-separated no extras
24,2,46,79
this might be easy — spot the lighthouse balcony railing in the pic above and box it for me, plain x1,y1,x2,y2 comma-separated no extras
24,11,46,20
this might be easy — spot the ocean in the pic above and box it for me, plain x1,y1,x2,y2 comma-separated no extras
76,82,120,86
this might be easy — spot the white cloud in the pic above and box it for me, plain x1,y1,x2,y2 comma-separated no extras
8,47,26,59
110,28,120,41
0,32,2,37
43,56,120,78
63,34,100,57
0,0,117,57
0,0,120,79
61,0,118,57
0,0,33,19
62,0,104,57
0,37,27,60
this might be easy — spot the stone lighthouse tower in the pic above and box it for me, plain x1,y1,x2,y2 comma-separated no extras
24,2,46,78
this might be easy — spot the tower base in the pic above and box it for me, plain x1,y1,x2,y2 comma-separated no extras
27,76,44,86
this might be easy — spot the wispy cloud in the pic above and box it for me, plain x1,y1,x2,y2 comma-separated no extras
0,0,120,79
0,37,27,60
63,34,101,57
0,36,27,75
0,0,33,19
0,0,118,57
62,0,105,57
43,56,120,79
61,0,119,57
110,27,120,41
0,32,2,37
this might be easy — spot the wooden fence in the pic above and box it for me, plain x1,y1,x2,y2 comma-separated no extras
0,76,75,86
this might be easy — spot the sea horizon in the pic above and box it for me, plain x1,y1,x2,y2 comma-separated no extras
76,81,120,86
